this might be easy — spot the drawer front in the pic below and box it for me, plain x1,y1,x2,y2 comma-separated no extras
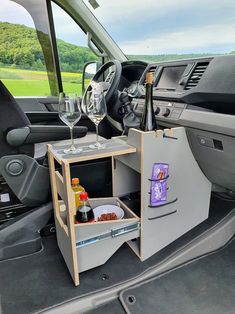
76,221,140,273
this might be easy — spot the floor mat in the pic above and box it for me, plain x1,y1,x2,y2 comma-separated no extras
88,299,126,314
0,195,234,314
120,238,235,314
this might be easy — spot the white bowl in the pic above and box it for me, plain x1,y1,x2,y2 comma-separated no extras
93,204,124,221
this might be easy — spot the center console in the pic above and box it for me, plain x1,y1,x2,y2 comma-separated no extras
132,98,186,120
130,55,235,193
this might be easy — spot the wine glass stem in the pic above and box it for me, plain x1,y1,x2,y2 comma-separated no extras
95,124,99,146
70,126,75,149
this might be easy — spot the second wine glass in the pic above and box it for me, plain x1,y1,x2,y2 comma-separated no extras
58,93,82,154
83,85,107,149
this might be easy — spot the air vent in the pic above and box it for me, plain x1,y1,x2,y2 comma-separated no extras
185,62,209,90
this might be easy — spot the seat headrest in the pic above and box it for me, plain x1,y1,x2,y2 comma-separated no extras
0,80,30,132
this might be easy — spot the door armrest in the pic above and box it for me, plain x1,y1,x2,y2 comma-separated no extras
6,125,88,146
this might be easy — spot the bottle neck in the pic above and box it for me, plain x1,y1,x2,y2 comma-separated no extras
145,82,153,99
139,79,156,132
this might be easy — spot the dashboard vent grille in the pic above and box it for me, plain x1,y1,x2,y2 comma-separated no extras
185,62,209,90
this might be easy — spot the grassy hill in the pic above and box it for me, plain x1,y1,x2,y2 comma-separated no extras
0,21,97,72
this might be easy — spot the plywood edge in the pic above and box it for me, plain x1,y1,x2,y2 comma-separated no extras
48,146,62,165
112,135,128,140
74,217,139,228
56,215,69,236
60,147,136,164
55,171,66,202
62,161,79,286
127,239,141,258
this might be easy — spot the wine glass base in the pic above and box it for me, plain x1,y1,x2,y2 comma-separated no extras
88,142,105,150
63,147,82,154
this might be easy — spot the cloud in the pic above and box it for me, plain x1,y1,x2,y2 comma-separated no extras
0,0,34,27
85,0,235,54
90,0,191,23
51,2,87,46
90,0,235,26
121,22,235,54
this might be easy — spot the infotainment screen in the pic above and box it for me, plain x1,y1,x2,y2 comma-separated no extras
155,65,186,90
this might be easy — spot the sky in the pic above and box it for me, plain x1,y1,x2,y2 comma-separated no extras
1,0,235,55
87,0,235,54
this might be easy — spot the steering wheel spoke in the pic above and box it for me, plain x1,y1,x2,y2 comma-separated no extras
83,60,122,131
98,81,111,92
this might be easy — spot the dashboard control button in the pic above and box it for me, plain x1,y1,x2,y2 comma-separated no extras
174,102,185,108
163,108,171,117
197,136,214,148
155,106,161,115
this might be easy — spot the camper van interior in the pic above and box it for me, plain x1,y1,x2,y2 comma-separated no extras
0,0,234,313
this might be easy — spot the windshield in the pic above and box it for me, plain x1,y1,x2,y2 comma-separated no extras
84,0,235,62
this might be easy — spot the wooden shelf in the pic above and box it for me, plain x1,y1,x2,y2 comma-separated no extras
48,138,136,165
48,137,139,286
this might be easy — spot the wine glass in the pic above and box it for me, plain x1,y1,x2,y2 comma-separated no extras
82,83,107,149
58,92,82,154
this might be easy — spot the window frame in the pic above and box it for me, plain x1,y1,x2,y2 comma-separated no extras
50,0,104,95
46,0,63,94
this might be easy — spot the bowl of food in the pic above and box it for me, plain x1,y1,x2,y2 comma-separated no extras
93,205,124,221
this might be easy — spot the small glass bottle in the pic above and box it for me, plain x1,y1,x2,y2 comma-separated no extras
71,177,85,210
75,192,95,223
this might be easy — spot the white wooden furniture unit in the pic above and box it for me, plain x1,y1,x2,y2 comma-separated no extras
114,127,211,260
48,127,211,286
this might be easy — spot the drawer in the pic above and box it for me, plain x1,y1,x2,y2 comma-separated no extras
74,197,140,272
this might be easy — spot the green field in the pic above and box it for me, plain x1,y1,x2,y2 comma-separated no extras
0,67,83,96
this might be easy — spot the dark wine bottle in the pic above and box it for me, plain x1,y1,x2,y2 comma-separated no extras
140,72,157,131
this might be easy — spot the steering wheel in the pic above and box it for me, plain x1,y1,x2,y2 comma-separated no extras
83,60,122,129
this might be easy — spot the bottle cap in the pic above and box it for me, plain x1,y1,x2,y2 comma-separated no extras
72,178,79,185
146,72,153,84
80,191,88,201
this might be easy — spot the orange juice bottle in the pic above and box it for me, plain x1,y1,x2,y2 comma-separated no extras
71,178,85,210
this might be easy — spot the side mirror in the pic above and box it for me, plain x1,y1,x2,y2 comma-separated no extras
82,61,102,94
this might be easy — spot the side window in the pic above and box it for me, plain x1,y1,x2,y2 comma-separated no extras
0,0,53,96
51,2,99,96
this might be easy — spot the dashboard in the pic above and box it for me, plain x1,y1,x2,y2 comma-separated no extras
131,55,235,115
120,55,235,193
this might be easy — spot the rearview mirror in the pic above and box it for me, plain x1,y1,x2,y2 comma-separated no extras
82,61,102,94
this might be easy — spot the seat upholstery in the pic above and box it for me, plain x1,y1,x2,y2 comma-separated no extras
0,80,34,158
